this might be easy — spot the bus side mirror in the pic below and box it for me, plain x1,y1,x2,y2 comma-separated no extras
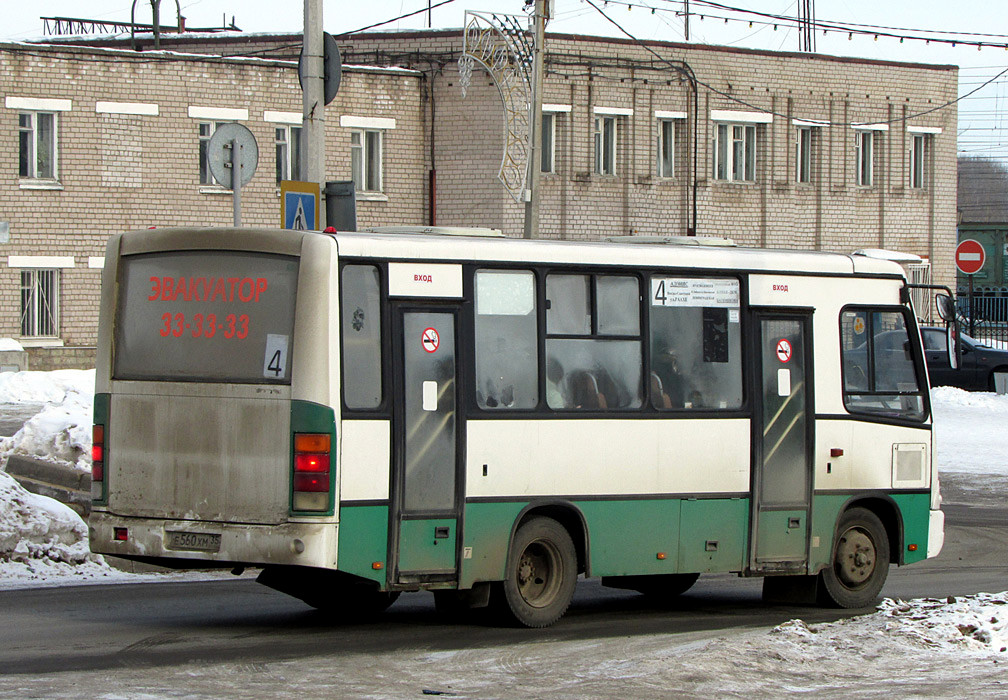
936,293,955,321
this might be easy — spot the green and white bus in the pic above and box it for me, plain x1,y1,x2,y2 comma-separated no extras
90,226,949,627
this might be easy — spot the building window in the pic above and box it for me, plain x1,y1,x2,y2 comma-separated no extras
593,116,616,175
657,119,675,178
910,134,928,189
18,112,57,179
541,112,555,174
796,126,813,184
713,123,756,182
855,130,874,187
350,129,383,193
275,125,303,184
198,121,229,185
20,269,58,338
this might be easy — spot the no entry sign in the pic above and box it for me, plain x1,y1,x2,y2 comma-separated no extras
955,239,986,275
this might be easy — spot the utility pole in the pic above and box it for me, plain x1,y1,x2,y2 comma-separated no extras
303,0,326,228
523,0,548,239
683,0,689,41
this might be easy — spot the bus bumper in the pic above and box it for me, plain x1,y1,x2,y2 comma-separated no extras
927,508,945,559
88,511,338,569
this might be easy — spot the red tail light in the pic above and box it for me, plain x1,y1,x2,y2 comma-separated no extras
92,424,105,499
293,433,331,511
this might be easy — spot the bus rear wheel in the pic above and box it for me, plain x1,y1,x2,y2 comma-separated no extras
819,507,889,608
499,517,577,628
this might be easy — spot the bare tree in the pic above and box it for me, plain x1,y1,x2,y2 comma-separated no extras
958,156,1008,223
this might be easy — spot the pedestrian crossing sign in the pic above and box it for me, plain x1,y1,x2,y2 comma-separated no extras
280,180,320,230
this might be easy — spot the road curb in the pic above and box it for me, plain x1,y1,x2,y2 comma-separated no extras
5,454,91,517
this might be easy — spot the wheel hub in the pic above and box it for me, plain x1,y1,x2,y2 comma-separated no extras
835,527,876,587
515,540,559,608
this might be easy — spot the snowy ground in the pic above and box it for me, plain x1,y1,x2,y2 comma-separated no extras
1,370,1007,696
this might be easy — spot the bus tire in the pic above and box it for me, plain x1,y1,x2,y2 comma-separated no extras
500,517,577,628
819,507,890,608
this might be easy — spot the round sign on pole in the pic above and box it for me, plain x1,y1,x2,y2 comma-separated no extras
208,123,259,189
776,339,792,363
955,239,986,275
421,327,440,353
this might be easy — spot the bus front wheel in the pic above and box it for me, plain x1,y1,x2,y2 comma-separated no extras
499,517,577,628
819,507,890,608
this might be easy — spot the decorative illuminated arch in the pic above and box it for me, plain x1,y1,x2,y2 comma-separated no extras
458,11,535,204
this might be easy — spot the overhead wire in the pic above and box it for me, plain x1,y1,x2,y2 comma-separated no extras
583,0,1007,129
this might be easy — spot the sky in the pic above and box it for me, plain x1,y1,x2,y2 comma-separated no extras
3,2,1008,159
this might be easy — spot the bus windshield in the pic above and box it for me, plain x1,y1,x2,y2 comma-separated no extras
113,250,299,384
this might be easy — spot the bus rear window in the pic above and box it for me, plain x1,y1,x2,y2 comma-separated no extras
113,251,299,384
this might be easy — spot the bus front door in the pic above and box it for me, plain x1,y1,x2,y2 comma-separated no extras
750,313,814,574
391,309,462,585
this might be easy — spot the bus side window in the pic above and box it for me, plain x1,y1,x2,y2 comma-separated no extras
648,276,742,411
545,273,643,411
341,264,383,409
475,269,538,409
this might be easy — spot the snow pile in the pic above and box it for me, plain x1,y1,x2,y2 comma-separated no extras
0,369,95,472
931,386,1008,476
0,338,24,351
0,469,113,585
773,593,1008,658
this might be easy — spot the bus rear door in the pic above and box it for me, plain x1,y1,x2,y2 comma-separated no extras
390,307,463,586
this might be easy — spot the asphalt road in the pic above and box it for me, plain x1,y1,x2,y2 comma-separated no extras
0,473,1004,684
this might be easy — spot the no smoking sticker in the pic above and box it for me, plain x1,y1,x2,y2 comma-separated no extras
776,338,792,363
421,327,440,353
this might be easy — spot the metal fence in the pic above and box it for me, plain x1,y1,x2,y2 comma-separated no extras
956,292,1008,344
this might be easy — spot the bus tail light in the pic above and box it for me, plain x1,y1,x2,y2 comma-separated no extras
91,424,105,501
293,433,331,512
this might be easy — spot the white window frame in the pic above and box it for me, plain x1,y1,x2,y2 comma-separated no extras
274,124,303,184
657,119,676,178
20,268,59,339
713,123,757,182
18,111,58,181
350,128,384,193
855,130,874,187
909,133,927,190
593,116,616,176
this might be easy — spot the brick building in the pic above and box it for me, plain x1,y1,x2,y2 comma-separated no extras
1,30,957,368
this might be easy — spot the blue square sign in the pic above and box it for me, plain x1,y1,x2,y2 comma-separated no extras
284,191,317,230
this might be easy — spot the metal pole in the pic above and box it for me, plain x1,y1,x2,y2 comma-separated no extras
523,0,547,240
231,139,242,227
969,274,975,338
303,0,326,229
